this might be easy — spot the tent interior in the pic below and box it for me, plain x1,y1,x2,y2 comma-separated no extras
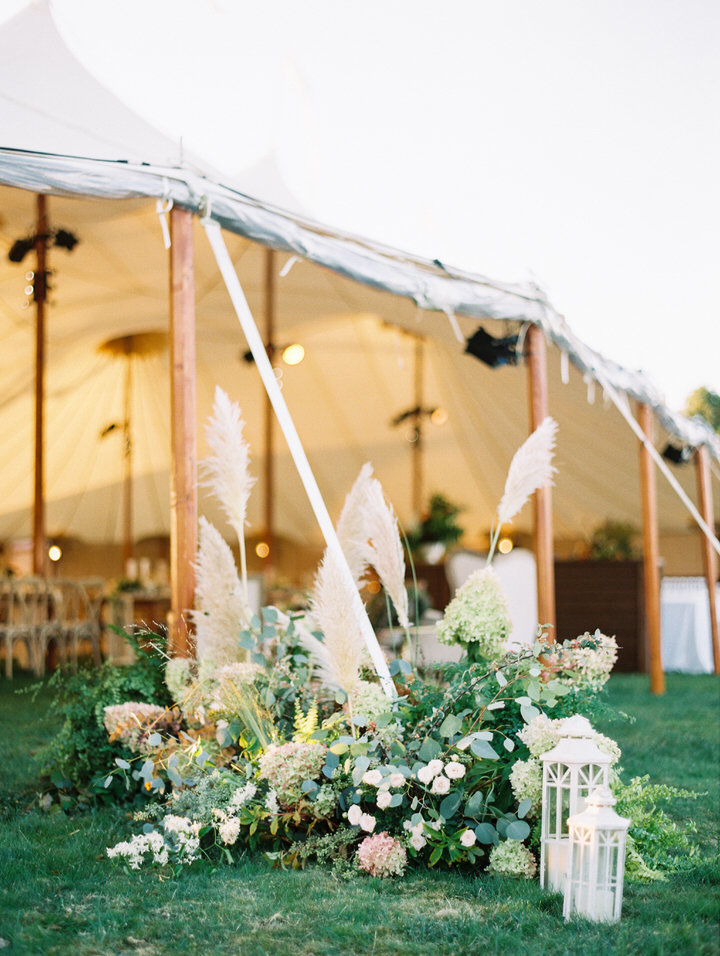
0,184,716,585
0,1,718,670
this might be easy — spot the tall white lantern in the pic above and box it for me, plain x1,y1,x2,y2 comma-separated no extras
564,786,630,922
540,714,611,892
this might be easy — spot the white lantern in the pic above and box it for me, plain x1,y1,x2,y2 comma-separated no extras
564,786,630,922
540,714,611,892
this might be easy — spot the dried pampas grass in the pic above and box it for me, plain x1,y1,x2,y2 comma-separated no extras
191,516,248,667
336,462,373,587
488,416,558,563
201,386,255,603
362,477,410,630
306,548,365,695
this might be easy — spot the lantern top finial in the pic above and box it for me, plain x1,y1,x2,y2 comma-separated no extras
561,715,594,738
586,786,616,808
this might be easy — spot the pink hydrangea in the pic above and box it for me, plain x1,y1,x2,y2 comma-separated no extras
357,831,407,878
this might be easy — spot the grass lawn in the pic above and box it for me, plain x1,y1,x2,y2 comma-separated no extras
0,672,718,956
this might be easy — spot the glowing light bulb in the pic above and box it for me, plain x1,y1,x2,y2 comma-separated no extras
255,541,270,559
498,537,514,554
48,545,62,562
282,343,305,366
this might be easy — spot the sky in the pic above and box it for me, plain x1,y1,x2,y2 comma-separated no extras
3,0,718,412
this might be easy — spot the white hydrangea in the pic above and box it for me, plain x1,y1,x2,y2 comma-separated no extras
218,817,241,846
228,781,258,811
517,714,563,757
508,758,543,812
487,841,537,878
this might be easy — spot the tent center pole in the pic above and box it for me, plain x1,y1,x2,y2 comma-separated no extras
32,194,47,577
525,323,556,638
168,206,197,657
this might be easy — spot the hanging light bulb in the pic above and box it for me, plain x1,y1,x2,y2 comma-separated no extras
282,343,305,366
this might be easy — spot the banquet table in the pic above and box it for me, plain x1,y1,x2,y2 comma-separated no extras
660,577,719,673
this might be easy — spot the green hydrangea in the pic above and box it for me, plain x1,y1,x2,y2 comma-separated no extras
350,680,394,725
437,567,511,662
487,840,537,878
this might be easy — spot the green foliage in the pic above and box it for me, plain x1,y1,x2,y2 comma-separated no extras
407,493,465,549
2,673,719,955
615,775,700,878
686,386,720,432
588,520,640,561
36,628,172,805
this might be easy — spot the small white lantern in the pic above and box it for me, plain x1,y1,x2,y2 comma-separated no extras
540,714,611,892
564,786,630,922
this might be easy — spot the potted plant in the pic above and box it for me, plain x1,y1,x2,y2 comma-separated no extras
407,493,464,564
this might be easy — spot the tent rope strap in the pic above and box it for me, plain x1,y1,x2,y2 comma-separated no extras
598,375,720,560
202,218,396,700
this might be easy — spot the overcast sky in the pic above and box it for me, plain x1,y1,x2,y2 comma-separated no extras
5,0,718,411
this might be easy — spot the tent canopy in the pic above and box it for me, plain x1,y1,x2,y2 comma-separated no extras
0,1,717,564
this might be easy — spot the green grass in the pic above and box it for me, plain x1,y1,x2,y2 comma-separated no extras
1,672,718,956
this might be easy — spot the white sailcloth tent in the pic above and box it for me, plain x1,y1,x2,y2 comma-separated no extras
0,2,718,606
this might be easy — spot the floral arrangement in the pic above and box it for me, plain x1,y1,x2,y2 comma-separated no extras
98,397,695,885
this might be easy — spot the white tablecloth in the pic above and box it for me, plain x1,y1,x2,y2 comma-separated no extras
661,577,718,673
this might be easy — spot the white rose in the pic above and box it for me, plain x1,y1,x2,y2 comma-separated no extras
410,833,427,851
359,813,376,833
389,772,406,789
417,765,434,785
347,804,363,826
426,759,444,777
362,769,383,787
460,829,477,848
445,761,466,780
376,789,392,810
431,774,451,795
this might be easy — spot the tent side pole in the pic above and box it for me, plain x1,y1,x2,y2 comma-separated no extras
263,248,276,572
637,402,665,694
168,206,197,657
695,445,720,673
412,337,424,517
32,194,47,576
525,323,556,637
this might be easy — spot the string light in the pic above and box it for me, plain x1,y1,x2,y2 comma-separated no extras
282,343,305,366
255,541,270,558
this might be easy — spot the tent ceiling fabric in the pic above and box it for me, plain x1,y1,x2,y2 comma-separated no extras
0,0,717,553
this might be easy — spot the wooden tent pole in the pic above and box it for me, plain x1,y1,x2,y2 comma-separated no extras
695,445,720,673
412,337,424,517
32,194,48,576
168,207,197,657
263,248,276,572
121,345,133,569
637,402,665,694
525,323,556,637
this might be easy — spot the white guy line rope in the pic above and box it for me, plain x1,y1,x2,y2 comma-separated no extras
203,220,396,699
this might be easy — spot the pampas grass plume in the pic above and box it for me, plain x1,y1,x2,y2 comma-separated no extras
336,462,374,586
362,478,410,629
496,417,558,526
191,516,248,667
307,548,365,695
